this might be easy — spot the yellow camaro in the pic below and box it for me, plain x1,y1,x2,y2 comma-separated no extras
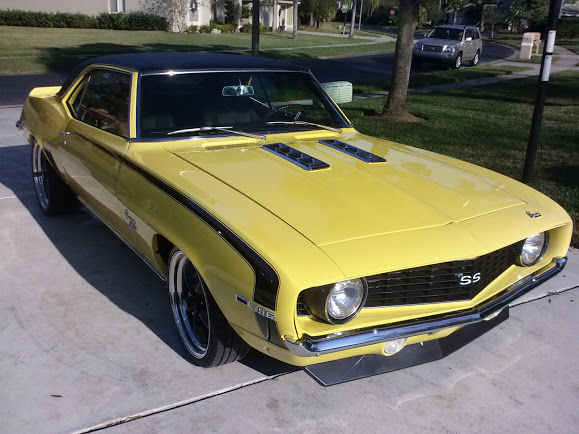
18,52,571,385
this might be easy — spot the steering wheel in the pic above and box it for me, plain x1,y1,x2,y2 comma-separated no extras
265,104,306,121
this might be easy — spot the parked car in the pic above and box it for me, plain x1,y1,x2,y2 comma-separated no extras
413,25,483,69
18,53,571,384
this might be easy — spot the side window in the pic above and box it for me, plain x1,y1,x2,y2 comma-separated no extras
474,29,480,40
465,29,473,40
77,70,131,137
68,79,87,117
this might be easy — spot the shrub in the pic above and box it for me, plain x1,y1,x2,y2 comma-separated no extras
187,25,198,33
199,24,212,33
0,9,168,31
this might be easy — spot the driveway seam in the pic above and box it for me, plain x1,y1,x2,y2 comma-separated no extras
73,371,293,433
510,284,579,307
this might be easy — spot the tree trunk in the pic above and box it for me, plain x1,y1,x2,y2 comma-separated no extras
309,12,314,27
234,0,242,28
216,0,225,24
252,0,260,56
453,9,457,25
292,0,298,38
380,0,420,120
273,0,278,31
491,23,494,38
349,0,357,38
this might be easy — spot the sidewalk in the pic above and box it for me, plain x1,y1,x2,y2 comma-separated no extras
354,44,579,100
295,29,395,42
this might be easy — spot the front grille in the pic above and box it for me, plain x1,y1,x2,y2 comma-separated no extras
423,45,443,52
297,243,518,315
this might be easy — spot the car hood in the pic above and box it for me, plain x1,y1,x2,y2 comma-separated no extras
420,38,461,47
170,132,524,247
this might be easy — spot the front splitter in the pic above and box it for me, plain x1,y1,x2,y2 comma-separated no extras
304,308,509,386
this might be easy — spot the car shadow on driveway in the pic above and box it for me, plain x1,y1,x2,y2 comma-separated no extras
0,143,297,377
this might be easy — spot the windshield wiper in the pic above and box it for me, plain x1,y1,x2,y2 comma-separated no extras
266,121,342,134
167,126,265,140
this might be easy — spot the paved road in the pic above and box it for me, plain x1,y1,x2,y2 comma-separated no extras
1,102,578,432
0,41,514,107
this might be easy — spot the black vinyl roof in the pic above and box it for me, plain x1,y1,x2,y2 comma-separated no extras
58,52,309,96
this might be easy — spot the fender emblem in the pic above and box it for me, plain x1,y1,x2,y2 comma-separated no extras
526,211,541,218
236,294,275,320
124,209,137,230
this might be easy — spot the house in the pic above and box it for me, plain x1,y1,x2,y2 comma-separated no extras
1,0,298,31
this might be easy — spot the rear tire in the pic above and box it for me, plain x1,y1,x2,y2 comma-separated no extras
470,50,480,66
31,139,76,215
167,248,249,367
453,53,462,69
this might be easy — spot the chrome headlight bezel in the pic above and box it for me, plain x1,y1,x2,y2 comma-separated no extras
303,278,368,324
443,46,455,53
517,232,549,267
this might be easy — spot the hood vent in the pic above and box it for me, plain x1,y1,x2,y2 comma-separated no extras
319,139,386,163
263,143,330,171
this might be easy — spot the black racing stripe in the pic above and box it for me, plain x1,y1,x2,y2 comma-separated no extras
67,133,280,311
76,132,122,161
121,158,280,310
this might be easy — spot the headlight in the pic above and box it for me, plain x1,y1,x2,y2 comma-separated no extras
303,278,367,324
444,46,455,53
414,43,422,50
518,232,549,266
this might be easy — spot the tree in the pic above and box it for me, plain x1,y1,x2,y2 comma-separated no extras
293,0,299,38
234,0,243,27
216,0,226,23
378,0,421,121
485,7,505,37
508,0,549,32
349,0,357,38
141,0,192,32
301,0,336,29
445,0,469,24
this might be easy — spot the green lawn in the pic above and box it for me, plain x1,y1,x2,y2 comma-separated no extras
341,71,579,246
558,38,579,54
297,22,379,37
352,65,531,94
0,25,394,73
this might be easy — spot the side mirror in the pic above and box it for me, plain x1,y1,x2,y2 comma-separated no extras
423,33,428,39
465,37,473,42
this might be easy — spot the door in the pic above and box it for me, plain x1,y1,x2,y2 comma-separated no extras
60,68,131,231
463,28,475,59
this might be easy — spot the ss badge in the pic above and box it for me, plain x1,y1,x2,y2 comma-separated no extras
459,272,481,286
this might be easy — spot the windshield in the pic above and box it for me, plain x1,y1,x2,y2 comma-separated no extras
138,71,350,138
428,28,464,41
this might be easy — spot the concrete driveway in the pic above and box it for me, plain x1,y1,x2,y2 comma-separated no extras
0,102,577,433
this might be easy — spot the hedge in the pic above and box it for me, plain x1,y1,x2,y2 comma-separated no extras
0,9,168,31
529,17,579,40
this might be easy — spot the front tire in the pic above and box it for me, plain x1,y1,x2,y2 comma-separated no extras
168,248,249,367
453,53,462,69
31,139,76,215
470,50,480,66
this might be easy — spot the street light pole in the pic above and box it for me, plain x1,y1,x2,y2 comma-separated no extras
522,0,564,183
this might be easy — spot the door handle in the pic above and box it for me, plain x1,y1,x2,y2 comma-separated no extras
59,130,73,138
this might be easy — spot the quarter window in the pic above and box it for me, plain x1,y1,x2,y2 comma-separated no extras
77,70,131,137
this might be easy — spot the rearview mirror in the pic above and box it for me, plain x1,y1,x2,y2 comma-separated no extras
222,85,255,97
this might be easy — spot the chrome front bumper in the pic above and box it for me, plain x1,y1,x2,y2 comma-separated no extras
285,257,567,357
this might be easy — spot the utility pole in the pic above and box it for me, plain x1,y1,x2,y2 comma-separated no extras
252,0,260,56
522,0,564,183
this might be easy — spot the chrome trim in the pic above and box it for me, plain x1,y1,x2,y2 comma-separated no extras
141,68,309,76
285,257,567,357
